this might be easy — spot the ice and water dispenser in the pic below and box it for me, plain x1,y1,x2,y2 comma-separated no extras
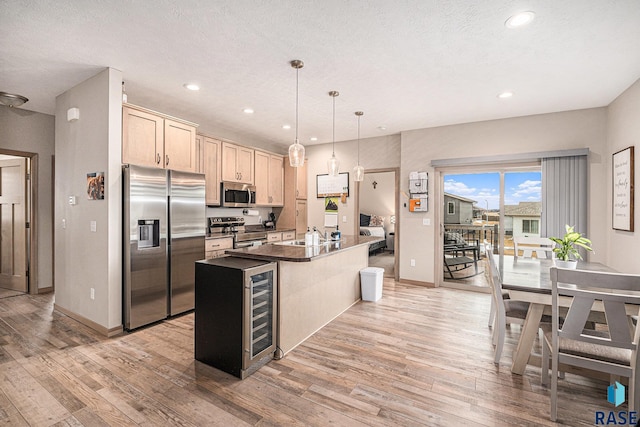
137,219,160,249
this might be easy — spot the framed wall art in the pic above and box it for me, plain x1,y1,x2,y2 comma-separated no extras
612,146,634,231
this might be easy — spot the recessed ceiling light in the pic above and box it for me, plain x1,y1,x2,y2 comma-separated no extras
184,83,200,91
377,126,387,131
310,137,318,141
282,124,291,130
243,108,254,114
498,91,514,99
505,11,535,28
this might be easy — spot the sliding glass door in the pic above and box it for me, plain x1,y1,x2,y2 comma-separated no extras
440,166,541,289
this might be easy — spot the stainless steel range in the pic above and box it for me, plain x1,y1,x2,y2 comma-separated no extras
208,217,268,248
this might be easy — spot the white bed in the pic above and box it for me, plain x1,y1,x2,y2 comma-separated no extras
360,226,386,254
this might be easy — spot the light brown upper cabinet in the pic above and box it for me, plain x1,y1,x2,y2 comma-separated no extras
255,150,284,206
278,161,308,232
122,105,197,173
202,136,222,205
221,142,254,184
295,162,307,199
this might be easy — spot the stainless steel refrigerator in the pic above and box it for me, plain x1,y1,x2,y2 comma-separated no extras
123,164,205,330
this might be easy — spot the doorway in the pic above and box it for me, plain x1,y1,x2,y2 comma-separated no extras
0,151,37,296
437,164,541,290
357,169,399,279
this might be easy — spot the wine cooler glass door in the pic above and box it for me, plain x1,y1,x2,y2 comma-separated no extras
243,263,277,368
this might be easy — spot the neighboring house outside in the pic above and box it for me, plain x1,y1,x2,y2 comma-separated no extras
444,192,477,224
504,202,542,237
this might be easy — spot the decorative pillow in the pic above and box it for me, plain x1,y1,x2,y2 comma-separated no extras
360,213,371,226
369,215,385,227
360,229,371,236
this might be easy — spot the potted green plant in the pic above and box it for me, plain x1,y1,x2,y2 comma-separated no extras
549,224,593,269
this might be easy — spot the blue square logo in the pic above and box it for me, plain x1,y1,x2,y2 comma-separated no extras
607,381,625,407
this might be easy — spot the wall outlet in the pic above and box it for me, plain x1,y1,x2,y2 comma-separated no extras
423,218,430,226
62,219,66,229
90,288,95,300
90,220,97,232
410,259,416,267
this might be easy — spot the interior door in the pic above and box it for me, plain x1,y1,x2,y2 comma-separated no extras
0,158,27,292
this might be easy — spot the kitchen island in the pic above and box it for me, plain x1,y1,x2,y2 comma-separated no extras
226,235,382,356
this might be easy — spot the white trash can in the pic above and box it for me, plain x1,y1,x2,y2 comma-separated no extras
360,267,384,302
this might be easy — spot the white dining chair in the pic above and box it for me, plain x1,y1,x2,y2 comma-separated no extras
487,245,529,364
541,267,640,421
513,236,554,259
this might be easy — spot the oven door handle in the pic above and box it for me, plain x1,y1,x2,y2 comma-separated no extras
235,240,265,248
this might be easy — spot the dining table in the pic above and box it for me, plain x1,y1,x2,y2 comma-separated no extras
494,254,616,375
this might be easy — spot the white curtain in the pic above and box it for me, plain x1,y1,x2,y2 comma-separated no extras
540,155,588,245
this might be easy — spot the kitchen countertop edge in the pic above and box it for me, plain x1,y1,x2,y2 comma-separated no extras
224,235,383,262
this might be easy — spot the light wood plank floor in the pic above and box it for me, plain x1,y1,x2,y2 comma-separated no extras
0,280,611,426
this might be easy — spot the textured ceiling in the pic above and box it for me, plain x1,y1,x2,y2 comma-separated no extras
2,0,640,149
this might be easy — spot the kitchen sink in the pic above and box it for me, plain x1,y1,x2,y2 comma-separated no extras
274,240,307,246
274,240,330,246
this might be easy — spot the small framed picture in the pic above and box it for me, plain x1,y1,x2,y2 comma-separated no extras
612,146,634,231
87,172,105,200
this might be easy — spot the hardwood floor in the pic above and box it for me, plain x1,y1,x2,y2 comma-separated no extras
0,281,611,426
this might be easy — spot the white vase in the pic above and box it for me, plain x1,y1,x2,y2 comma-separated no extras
555,259,577,269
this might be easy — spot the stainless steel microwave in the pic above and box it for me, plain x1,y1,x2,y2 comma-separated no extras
221,182,256,207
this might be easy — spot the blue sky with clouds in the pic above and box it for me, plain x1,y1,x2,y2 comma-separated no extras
444,172,541,210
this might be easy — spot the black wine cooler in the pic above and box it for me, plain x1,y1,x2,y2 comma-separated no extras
195,257,277,379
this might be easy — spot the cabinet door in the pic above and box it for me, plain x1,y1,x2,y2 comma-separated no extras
295,199,307,235
203,137,221,205
254,151,270,205
296,162,307,199
164,119,197,172
221,142,239,182
236,146,254,184
195,134,204,174
269,154,284,206
122,106,163,168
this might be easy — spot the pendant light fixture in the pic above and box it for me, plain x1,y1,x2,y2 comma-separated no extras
288,60,305,167
327,90,340,176
353,111,365,182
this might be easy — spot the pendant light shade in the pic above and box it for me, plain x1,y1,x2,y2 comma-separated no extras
353,111,365,182
327,90,340,176
288,60,305,167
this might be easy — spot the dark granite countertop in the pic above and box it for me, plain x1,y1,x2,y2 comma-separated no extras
224,235,383,262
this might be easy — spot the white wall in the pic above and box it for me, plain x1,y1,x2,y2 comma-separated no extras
305,134,400,236
359,171,395,231
0,106,55,290
400,108,608,284
606,78,640,272
54,67,123,331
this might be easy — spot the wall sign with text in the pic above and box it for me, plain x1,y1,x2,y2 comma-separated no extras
612,146,634,231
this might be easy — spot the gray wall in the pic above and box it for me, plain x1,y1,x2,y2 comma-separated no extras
606,78,640,272
54,67,123,331
305,134,401,236
0,106,55,290
400,107,608,284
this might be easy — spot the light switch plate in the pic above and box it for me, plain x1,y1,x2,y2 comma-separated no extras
423,218,431,226
90,221,97,232
342,216,347,223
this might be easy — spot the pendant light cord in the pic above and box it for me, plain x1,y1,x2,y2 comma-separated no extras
357,114,360,164
295,67,299,142
332,94,336,156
